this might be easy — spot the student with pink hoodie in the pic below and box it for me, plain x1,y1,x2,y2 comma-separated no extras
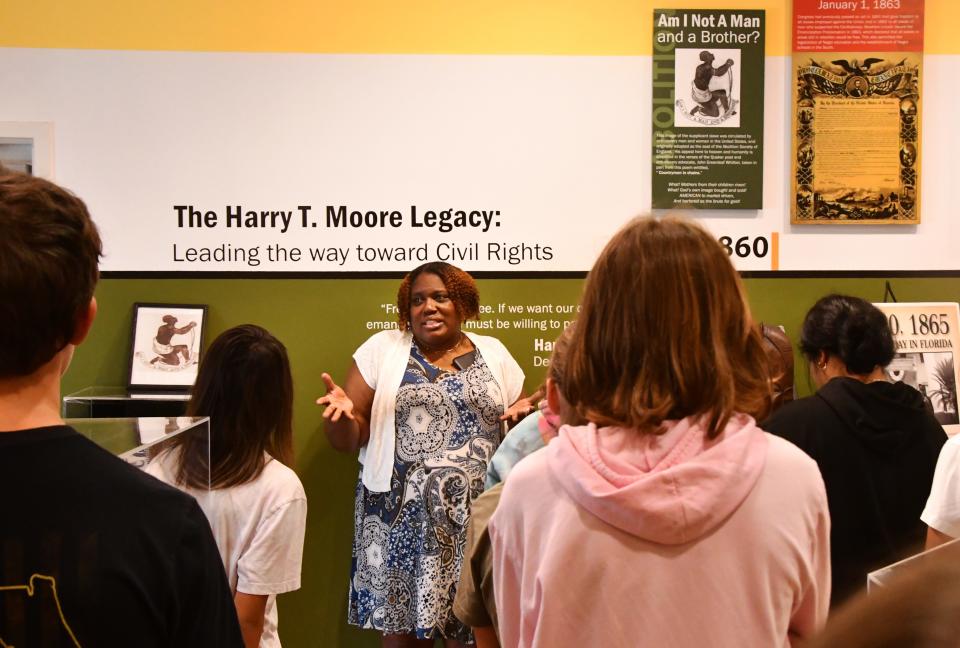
489,217,831,648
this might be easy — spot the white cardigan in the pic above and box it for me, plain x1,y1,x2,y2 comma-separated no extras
353,329,524,492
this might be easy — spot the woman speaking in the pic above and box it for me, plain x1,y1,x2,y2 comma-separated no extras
318,262,525,647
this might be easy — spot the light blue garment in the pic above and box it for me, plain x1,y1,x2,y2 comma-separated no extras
485,411,547,489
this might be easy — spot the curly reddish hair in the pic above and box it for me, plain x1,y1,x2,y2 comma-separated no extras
397,262,480,330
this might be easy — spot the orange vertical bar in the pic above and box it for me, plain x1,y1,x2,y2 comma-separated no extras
770,231,779,271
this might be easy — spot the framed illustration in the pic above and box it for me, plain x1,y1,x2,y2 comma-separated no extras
0,122,54,178
791,0,923,224
127,303,207,391
791,54,921,224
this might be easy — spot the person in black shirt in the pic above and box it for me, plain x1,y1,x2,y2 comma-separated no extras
764,294,946,609
0,168,243,646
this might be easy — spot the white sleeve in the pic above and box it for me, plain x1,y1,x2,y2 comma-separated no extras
921,438,960,539
498,340,525,405
352,332,388,390
236,498,308,595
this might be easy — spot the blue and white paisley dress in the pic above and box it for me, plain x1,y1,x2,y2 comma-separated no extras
348,342,504,640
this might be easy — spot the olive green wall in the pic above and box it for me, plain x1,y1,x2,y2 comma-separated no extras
63,275,960,647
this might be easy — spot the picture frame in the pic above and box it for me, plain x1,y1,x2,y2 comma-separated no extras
127,303,208,392
0,122,54,178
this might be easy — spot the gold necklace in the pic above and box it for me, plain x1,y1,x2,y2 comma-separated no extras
415,333,465,358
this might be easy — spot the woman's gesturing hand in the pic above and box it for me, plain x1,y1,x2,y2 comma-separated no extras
499,384,544,424
499,396,537,423
316,372,356,422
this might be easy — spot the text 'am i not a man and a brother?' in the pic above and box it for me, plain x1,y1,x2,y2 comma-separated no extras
171,204,554,266
655,11,761,44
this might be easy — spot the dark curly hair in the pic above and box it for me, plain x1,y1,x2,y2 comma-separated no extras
800,294,895,374
397,262,480,330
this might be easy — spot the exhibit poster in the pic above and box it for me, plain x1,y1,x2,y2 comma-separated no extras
652,8,765,210
875,302,960,436
792,0,924,225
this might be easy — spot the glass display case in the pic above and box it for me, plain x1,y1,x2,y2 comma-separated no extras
68,416,210,491
867,537,960,592
62,386,190,418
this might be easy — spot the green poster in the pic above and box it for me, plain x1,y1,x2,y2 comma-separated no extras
652,9,765,209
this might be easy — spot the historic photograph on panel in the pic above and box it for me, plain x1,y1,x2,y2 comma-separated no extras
875,303,960,435
674,48,742,128
888,352,958,426
128,303,207,391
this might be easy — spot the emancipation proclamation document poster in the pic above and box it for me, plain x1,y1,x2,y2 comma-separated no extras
652,8,765,210
792,0,924,225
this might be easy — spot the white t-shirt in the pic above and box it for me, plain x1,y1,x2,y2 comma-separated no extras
146,450,307,648
922,434,960,538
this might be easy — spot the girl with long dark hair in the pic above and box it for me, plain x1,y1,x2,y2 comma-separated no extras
148,324,307,648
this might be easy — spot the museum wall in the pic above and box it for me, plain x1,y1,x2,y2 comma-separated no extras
57,274,960,646
4,1,960,646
